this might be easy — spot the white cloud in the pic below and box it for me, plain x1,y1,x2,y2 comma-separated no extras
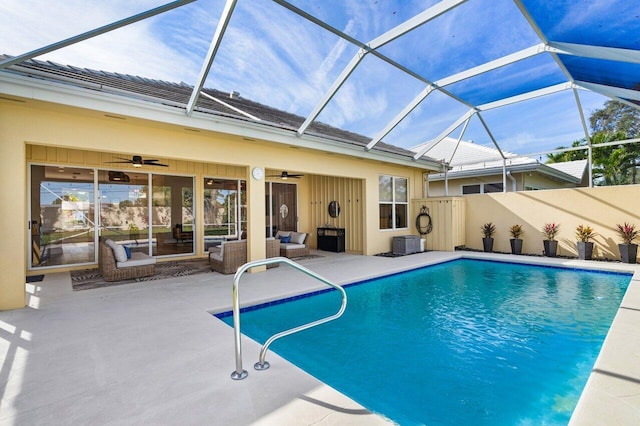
0,0,208,82
0,0,613,157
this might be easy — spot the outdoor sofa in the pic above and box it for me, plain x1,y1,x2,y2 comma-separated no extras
275,231,309,258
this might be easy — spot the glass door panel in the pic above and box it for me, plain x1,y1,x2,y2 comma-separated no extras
30,165,95,268
152,174,194,256
98,171,150,255
203,178,245,251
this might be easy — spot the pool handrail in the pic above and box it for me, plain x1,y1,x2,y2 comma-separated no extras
230,256,347,380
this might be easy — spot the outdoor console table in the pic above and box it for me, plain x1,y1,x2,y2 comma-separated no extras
317,227,345,253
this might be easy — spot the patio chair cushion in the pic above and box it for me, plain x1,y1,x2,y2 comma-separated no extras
281,243,306,250
117,252,156,268
111,242,128,262
290,232,307,244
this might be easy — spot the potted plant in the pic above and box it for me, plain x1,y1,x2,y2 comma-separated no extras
575,225,596,260
481,222,496,252
616,222,639,264
542,223,560,257
509,224,524,255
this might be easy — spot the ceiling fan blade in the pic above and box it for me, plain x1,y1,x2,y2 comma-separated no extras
105,160,133,164
144,160,169,167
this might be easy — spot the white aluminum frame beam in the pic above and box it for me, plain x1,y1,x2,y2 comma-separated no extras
296,0,468,137
435,43,546,88
366,85,435,150
547,42,640,64
199,91,260,121
477,82,572,111
476,112,506,159
574,81,640,103
368,43,545,151
186,0,237,115
573,88,593,186
449,118,471,164
0,0,196,69
366,0,469,50
296,49,367,136
412,108,476,160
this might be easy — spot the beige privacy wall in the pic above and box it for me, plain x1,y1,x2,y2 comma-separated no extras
463,185,640,260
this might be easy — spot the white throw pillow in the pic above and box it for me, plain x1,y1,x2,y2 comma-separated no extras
104,239,116,249
290,232,306,244
111,244,128,262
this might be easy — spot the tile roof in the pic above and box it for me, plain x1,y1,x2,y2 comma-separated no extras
0,54,424,161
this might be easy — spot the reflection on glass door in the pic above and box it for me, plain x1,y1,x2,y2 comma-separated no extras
30,165,96,268
98,171,151,254
203,178,246,250
152,174,194,256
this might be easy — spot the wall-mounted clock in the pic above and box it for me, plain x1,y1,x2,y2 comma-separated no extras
252,167,265,180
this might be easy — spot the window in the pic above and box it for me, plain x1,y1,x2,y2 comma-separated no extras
461,182,503,194
462,184,481,194
484,182,503,193
379,176,408,230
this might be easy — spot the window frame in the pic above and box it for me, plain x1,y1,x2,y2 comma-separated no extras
379,175,409,231
461,182,504,194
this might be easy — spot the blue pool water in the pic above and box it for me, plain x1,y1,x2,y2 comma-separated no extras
219,259,631,425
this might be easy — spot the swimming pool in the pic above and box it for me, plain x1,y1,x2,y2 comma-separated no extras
218,259,631,425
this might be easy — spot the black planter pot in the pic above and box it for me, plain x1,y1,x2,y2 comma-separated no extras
510,238,523,255
482,237,494,252
618,243,638,264
577,241,594,260
543,240,558,257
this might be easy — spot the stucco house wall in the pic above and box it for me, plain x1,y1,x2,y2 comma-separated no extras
1,97,431,310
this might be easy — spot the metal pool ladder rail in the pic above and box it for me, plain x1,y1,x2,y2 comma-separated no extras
230,256,347,380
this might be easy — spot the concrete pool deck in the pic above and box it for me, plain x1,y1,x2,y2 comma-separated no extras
1,251,639,425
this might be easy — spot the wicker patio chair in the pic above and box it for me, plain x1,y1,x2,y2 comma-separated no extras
209,240,247,274
99,239,156,282
209,239,281,274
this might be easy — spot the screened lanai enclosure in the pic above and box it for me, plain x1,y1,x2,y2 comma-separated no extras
1,0,639,177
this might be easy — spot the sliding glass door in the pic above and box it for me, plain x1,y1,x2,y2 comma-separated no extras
203,178,246,250
98,171,151,254
29,165,197,270
30,165,96,268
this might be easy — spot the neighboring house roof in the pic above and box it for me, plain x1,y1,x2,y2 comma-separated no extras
545,160,588,181
411,137,516,166
0,54,441,169
412,137,586,184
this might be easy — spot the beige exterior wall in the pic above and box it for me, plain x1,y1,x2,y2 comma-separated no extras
428,171,577,196
1,98,430,309
411,198,466,251
463,185,640,260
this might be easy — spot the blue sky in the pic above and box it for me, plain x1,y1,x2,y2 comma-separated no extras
0,0,616,156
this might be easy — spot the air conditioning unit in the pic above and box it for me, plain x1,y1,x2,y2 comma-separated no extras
392,236,420,255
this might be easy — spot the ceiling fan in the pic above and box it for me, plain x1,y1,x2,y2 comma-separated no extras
107,155,168,167
267,171,304,180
